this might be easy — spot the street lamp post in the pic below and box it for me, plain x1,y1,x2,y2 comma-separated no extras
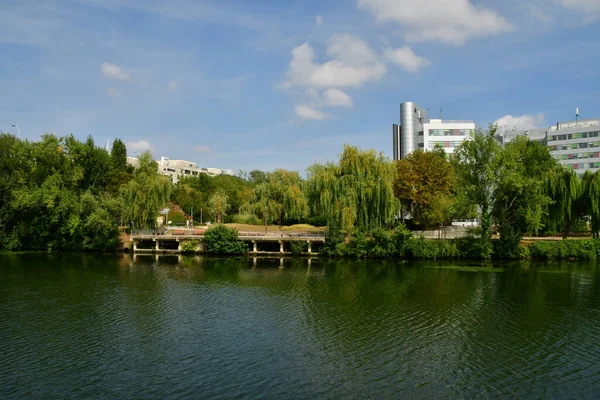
11,124,20,139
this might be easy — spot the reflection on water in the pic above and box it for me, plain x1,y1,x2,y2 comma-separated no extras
1,254,600,399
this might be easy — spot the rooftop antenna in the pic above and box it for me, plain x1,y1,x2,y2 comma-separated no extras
576,107,579,126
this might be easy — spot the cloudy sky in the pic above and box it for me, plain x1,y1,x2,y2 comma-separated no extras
1,0,599,172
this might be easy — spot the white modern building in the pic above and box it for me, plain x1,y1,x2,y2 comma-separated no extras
547,118,600,173
393,101,476,160
127,156,236,183
496,113,600,174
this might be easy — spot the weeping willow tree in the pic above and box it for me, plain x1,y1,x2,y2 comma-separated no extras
545,167,581,238
209,189,228,224
582,171,600,238
305,145,398,235
121,152,171,229
250,169,307,225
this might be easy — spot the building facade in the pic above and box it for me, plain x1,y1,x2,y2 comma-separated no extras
393,101,476,160
127,156,236,183
547,119,600,173
497,117,600,174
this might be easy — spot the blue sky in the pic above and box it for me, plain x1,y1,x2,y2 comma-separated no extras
1,0,600,173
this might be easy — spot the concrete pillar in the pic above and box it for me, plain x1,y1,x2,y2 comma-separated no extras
279,241,284,253
253,257,257,267
155,240,160,251
280,257,284,267
307,241,312,254
252,241,257,252
177,240,181,252
133,241,138,252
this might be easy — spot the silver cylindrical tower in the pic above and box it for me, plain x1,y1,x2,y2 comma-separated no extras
400,102,416,159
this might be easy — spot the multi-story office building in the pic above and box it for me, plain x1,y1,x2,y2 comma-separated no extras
127,156,236,183
497,117,600,174
547,118,600,173
393,101,476,160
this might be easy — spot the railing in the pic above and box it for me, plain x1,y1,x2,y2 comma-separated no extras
132,229,326,239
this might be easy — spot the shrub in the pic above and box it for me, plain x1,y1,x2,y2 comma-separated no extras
203,225,248,255
529,239,599,260
368,228,394,258
347,229,369,258
323,218,345,256
391,222,412,257
82,208,121,251
495,225,523,259
180,240,200,253
290,240,308,255
406,237,459,259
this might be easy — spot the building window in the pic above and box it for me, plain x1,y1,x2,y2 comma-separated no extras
418,131,424,136
418,143,424,148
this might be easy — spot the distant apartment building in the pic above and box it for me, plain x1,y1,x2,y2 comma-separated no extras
393,101,476,160
497,115,600,174
127,156,236,183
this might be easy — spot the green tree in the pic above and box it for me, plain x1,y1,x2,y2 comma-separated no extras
493,137,556,257
582,171,600,238
545,167,582,237
209,189,228,224
250,169,308,225
394,149,454,227
249,169,267,185
454,126,501,258
306,145,398,235
121,152,171,229
110,138,128,172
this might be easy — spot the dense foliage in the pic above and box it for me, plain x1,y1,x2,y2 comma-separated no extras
0,134,130,251
306,145,398,235
202,225,248,254
6,129,600,260
394,147,455,228
121,152,171,229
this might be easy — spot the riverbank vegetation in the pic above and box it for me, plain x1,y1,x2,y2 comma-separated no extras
4,127,600,260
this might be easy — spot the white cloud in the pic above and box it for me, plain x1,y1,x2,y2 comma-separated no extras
559,0,600,21
384,46,431,72
358,0,513,45
322,88,353,108
168,80,180,91
107,87,121,97
194,144,211,153
282,35,387,89
101,62,130,80
126,140,153,153
295,105,328,120
316,15,323,25
494,113,547,129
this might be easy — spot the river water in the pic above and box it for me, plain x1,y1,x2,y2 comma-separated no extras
1,254,599,399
